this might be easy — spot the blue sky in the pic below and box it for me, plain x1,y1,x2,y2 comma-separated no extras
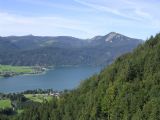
0,0,160,40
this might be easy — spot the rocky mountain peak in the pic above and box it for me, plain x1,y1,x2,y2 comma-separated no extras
105,32,121,42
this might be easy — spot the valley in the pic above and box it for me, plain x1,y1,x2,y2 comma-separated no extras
0,32,145,119
0,33,160,120
0,66,101,93
0,0,159,119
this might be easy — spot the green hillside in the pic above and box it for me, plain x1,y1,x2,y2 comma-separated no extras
1,33,160,120
0,99,11,109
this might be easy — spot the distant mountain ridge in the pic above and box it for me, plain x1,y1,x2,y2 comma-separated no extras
0,32,143,66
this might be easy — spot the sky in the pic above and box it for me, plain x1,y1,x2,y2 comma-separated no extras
0,0,160,40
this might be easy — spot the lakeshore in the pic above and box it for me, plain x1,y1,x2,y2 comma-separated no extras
0,65,48,78
0,66,101,93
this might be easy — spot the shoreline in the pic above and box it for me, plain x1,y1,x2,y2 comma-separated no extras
0,65,103,78
0,66,53,78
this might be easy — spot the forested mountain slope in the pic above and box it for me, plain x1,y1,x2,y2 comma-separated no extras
0,32,142,66
10,33,160,120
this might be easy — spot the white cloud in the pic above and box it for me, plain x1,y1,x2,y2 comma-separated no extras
0,0,160,39
74,0,143,21
74,0,159,22
0,12,95,38
15,0,93,12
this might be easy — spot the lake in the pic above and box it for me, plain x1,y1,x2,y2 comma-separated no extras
0,66,102,93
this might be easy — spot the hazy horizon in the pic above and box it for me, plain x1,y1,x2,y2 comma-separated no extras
0,0,160,39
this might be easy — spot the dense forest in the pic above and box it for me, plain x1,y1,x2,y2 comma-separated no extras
1,33,160,120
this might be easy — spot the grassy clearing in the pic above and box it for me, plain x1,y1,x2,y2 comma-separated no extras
0,65,34,73
17,109,24,114
0,99,12,109
24,94,53,103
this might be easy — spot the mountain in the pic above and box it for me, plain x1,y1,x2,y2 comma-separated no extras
0,37,19,52
6,35,87,50
10,33,160,120
0,32,142,66
89,32,140,47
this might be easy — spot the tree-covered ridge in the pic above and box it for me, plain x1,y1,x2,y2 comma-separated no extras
0,33,142,66
1,33,160,120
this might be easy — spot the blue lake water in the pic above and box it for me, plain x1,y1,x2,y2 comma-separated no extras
0,66,102,93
